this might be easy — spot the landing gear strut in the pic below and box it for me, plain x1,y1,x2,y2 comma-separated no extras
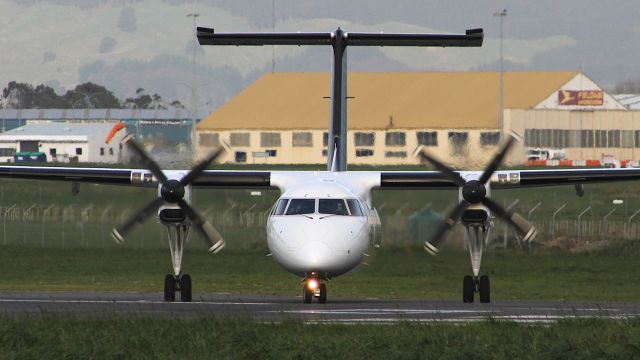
302,275,327,304
462,223,491,303
163,224,193,302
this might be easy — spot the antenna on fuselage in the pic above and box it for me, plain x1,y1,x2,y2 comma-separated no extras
197,27,483,171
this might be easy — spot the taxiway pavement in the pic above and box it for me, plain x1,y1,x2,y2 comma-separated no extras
0,291,637,323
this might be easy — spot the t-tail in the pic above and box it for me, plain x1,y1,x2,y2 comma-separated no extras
197,26,484,171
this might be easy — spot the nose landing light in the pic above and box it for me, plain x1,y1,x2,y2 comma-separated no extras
307,278,318,290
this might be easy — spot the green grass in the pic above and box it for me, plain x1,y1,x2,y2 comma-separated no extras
1,241,639,301
0,317,638,359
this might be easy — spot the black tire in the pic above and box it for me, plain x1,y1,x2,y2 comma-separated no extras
318,284,327,304
463,275,474,303
303,285,313,304
164,274,176,302
479,275,490,303
180,274,192,302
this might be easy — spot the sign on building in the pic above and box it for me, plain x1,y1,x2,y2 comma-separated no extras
557,90,604,106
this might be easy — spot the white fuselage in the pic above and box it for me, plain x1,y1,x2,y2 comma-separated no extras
266,173,380,278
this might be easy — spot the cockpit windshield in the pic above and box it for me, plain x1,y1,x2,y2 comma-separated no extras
319,199,348,215
285,199,315,215
272,197,366,216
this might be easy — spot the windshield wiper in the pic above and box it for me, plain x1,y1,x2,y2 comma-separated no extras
319,214,346,219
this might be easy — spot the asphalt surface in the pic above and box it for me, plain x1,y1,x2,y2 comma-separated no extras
0,291,638,323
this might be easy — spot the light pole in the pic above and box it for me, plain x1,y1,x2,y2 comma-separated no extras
187,13,200,151
494,9,507,144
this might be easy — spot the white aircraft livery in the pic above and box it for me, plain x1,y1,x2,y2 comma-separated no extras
2,26,640,304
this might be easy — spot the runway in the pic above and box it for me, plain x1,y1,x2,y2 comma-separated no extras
0,291,638,323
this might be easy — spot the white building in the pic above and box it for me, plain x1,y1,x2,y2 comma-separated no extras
0,122,127,163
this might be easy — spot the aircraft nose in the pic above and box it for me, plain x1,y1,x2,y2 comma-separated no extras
299,241,333,268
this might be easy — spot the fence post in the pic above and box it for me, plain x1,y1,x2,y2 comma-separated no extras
100,205,113,246
3,204,16,246
577,206,592,242
243,203,257,249
626,208,640,239
601,207,617,240
551,203,567,242
41,204,55,248
23,204,36,246
528,202,542,221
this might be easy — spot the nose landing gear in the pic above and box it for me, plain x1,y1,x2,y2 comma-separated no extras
162,224,194,302
462,223,491,303
302,275,327,304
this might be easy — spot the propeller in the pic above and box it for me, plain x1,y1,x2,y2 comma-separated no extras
111,136,226,253
418,135,537,255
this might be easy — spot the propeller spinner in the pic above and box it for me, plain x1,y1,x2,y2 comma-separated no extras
419,135,537,255
111,136,225,254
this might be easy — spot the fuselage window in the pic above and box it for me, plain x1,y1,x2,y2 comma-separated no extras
346,199,365,216
319,199,349,216
274,199,289,215
285,199,315,215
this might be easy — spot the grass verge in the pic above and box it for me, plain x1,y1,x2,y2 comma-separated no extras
0,316,638,359
0,240,639,300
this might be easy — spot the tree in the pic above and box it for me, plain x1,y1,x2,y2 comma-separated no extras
123,88,169,109
63,82,120,108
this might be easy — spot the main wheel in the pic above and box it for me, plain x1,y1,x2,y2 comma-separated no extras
318,283,327,304
164,274,176,302
479,275,490,303
180,274,192,302
463,275,474,303
302,284,313,304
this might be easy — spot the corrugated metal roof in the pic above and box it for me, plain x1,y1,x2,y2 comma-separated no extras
0,122,118,137
198,71,578,130
0,108,208,120
615,94,640,109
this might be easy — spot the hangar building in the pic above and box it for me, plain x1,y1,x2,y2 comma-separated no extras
196,71,635,166
0,122,127,163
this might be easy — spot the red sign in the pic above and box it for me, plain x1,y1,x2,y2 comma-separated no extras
558,90,604,106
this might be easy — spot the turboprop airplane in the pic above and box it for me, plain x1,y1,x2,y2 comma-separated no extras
2,26,640,304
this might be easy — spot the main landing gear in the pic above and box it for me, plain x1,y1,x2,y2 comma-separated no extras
463,224,491,303
164,224,193,302
302,275,327,304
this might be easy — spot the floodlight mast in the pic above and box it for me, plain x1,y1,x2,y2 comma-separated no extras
197,27,483,172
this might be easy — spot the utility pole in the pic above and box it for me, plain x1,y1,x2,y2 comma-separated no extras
272,0,276,73
187,13,200,151
494,9,507,143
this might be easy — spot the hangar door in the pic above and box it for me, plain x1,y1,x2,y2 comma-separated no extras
19,141,39,152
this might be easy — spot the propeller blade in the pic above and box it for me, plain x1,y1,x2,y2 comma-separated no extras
111,197,165,244
177,199,225,253
125,136,168,184
478,135,517,184
424,200,469,255
481,197,537,242
418,150,466,186
180,147,225,186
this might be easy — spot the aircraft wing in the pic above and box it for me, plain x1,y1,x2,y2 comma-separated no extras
0,166,274,188
378,168,640,189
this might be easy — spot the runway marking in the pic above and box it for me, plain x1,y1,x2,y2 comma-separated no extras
0,299,276,306
274,308,493,315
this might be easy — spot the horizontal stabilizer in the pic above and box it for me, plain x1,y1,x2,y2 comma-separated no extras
197,27,332,46
197,27,483,47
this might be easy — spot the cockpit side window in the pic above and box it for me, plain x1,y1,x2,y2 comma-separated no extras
274,199,289,215
285,199,315,215
319,199,349,216
346,199,365,216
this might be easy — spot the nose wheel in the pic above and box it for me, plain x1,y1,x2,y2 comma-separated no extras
463,275,490,303
302,277,327,304
164,274,192,302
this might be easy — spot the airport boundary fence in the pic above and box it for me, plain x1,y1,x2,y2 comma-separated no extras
0,203,636,250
